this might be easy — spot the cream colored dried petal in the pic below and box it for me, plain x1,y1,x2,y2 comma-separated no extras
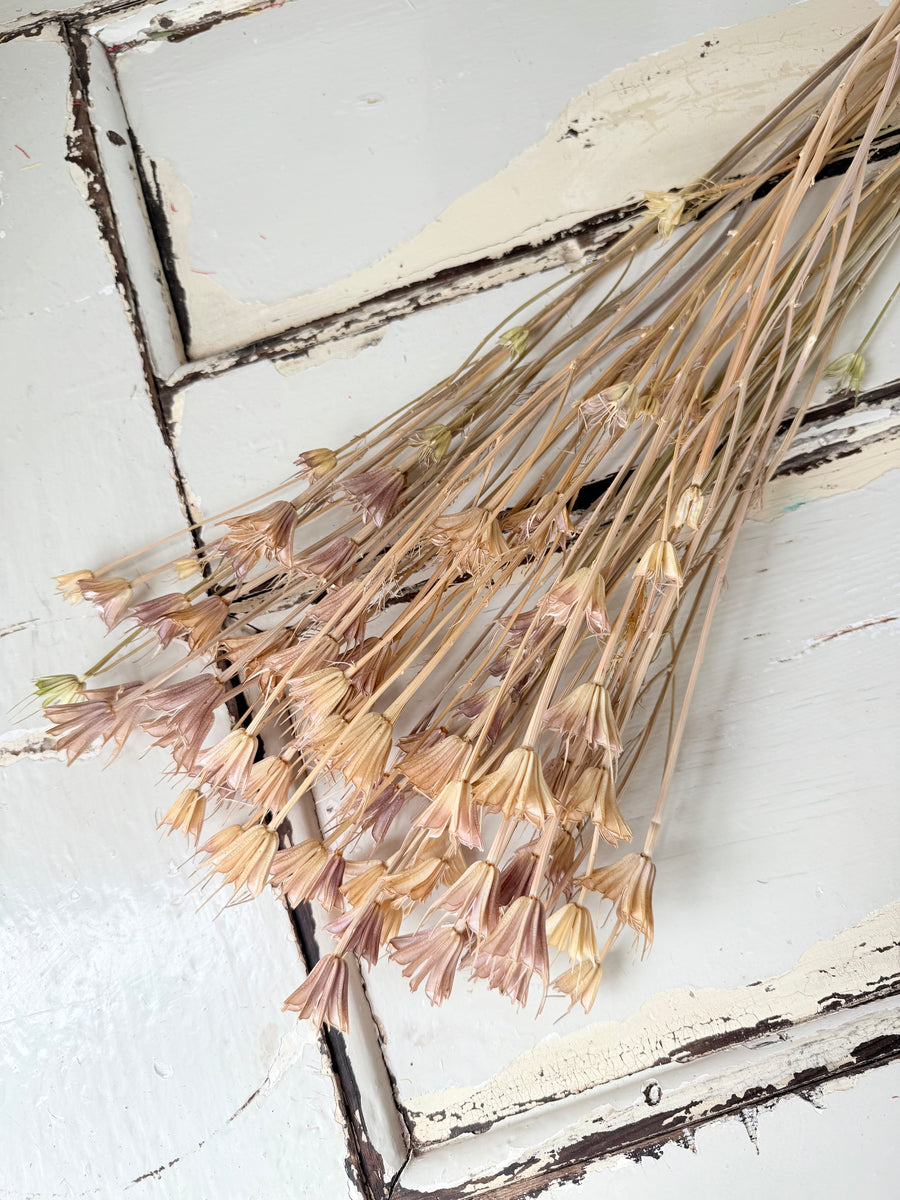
579,852,656,953
195,728,258,794
201,823,278,898
643,190,686,238
158,787,206,843
432,860,499,935
332,711,394,793
539,567,609,636
54,569,94,604
554,957,603,1012
415,780,482,850
546,902,597,961
78,576,133,630
579,382,637,430
671,484,705,533
566,767,631,845
543,682,622,755
290,667,352,723
244,755,293,817
170,595,229,650
295,447,338,479
473,746,556,827
401,734,472,795
430,508,507,576
634,538,682,590
340,860,388,909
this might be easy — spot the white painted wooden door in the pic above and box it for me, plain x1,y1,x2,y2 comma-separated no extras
2,1,898,1197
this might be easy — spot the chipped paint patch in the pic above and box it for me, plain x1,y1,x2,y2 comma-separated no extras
130,0,880,358
406,903,899,1146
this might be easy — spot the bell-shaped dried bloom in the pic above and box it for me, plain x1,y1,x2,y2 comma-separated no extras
261,633,341,694
824,350,866,396
382,855,447,904
452,687,515,746
430,508,507,576
543,682,622,755
283,954,349,1032
671,484,705,533
579,852,656,953
546,902,597,961
546,826,577,890
34,674,84,707
343,467,405,527
78,576,133,630
271,840,345,909
219,500,298,575
497,325,529,359
340,637,392,697
502,493,575,546
474,746,556,827
471,895,549,1007
567,767,631,845
643,190,686,238
45,696,118,763
54,569,94,604
297,713,349,765
360,781,411,844
173,555,202,580
433,860,500,935
634,539,682,590
290,667,352,723
169,595,229,651
390,925,469,1005
295,446,338,479
539,567,609,636
579,382,637,430
244,755,293,817
129,592,191,649
142,674,226,771
401,734,471,795
332,711,393,794
408,421,453,465
498,843,540,906
327,900,399,967
554,957,604,1012
311,581,367,645
415,780,482,850
194,728,258,794
340,860,388,909
296,535,358,583
199,822,278,899
158,787,206,843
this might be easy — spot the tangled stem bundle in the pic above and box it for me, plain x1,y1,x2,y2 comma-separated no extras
43,9,900,1031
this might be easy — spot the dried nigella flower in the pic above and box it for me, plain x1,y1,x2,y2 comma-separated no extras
474,746,556,826
142,674,226,771
471,895,550,1007
54,569,94,604
546,902,597,961
634,538,682,591
340,637,393,697
170,595,229,651
400,733,472,795
643,189,686,238
497,325,529,359
433,860,500,935
290,667,352,723
671,484,705,533
194,728,258,794
566,767,631,845
199,822,278,899
415,780,482,850
579,852,656,954
342,467,405,527
430,508,507,576
295,447,338,479
408,422,453,465
327,901,400,967
78,576,134,630
539,567,609,636
283,954,349,1032
332,711,394,794
158,787,206,843
45,685,141,764
340,860,388,909
296,535,358,583
218,500,298,576
129,592,191,649
243,755,293,817
543,682,622,755
824,350,865,397
34,673,84,707
554,957,604,1012
390,925,469,1005
270,840,345,909
579,382,637,430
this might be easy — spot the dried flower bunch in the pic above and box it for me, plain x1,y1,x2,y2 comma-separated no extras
42,11,900,1032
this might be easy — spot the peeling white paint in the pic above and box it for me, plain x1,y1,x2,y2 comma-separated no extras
112,0,880,357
